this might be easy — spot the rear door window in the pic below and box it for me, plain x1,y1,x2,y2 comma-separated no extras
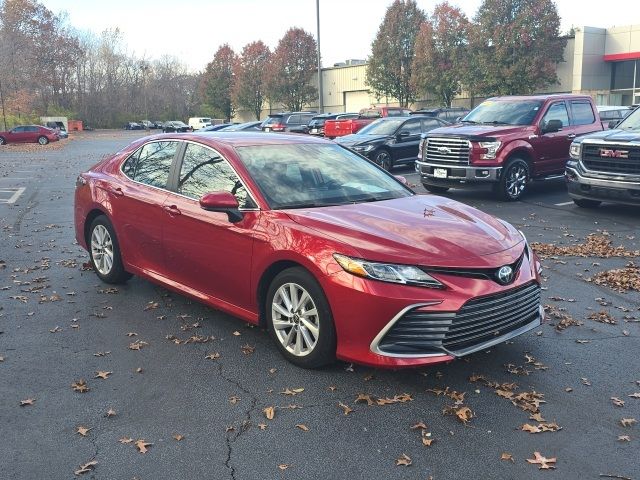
128,141,178,189
421,118,443,132
571,101,596,125
401,118,422,135
287,115,301,125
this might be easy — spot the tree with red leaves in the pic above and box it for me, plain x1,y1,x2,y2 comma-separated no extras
412,2,470,107
366,0,426,107
266,27,318,112
233,41,271,120
201,44,237,121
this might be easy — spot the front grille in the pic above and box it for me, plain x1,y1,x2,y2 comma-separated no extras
582,144,640,176
378,282,540,356
424,137,470,165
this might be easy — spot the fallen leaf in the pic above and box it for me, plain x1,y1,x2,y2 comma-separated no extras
618,435,631,442
126,332,138,337
355,393,375,406
278,464,291,471
20,398,35,406
94,371,112,380
526,451,557,470
628,393,640,399
205,352,220,360
268,368,277,374
76,426,91,437
421,431,434,446
263,406,275,420
620,418,637,427
134,439,152,453
395,453,412,466
135,367,143,373
49,326,62,333
443,405,474,424
410,421,428,430
71,379,89,393
258,424,267,430
74,460,97,476
240,344,255,355
338,402,353,415
328,385,337,392
611,397,625,407
229,396,241,405
118,437,133,444
521,422,561,433
105,408,116,418
501,452,514,462
128,341,148,350
281,387,304,396
173,434,184,441
232,331,241,336
295,424,309,431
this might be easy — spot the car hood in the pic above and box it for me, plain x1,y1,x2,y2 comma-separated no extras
574,128,640,144
286,195,524,268
335,133,388,146
426,123,531,141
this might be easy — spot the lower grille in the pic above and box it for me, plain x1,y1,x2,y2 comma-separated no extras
582,144,640,176
378,282,540,356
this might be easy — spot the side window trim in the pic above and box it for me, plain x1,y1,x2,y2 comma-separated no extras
540,101,569,129
119,140,181,192
169,140,260,211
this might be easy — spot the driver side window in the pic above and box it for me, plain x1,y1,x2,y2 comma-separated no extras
541,102,569,129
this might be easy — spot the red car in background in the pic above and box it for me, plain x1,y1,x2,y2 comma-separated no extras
0,125,59,145
324,106,411,138
74,132,543,369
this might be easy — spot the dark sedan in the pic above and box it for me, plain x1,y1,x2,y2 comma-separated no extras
335,116,449,170
162,121,191,133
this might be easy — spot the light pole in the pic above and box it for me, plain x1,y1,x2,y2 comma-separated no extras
316,0,323,114
0,77,6,131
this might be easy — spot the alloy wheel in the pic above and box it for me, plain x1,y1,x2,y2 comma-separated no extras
505,164,527,198
271,282,320,357
376,151,391,170
91,224,114,275
38,136,48,145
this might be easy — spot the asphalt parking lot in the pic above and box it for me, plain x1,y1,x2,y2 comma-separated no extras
1,132,639,479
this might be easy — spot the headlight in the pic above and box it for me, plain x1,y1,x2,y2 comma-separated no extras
333,254,444,288
479,141,501,159
353,145,375,153
569,142,581,160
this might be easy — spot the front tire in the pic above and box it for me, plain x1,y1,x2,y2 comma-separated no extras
573,198,601,208
88,215,132,284
494,158,529,201
423,184,450,194
38,136,49,145
266,267,336,368
374,149,393,171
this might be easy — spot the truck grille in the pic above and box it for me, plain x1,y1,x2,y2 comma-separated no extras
581,144,640,176
378,282,540,356
424,137,470,165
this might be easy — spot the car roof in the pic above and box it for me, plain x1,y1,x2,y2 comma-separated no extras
487,94,593,102
596,105,632,111
175,131,330,147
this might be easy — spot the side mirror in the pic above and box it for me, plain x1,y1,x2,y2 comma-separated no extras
454,116,462,123
608,120,619,129
542,119,562,134
199,191,243,223
394,175,408,185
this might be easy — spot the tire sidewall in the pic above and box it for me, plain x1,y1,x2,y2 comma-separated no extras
374,149,392,171
88,215,130,284
38,136,48,145
498,158,529,201
0,137,5,145
266,267,336,368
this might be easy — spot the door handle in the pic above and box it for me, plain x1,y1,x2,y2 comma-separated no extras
163,204,181,216
109,186,124,197
566,133,576,139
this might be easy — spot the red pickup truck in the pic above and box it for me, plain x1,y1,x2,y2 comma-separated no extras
324,106,411,138
416,94,603,200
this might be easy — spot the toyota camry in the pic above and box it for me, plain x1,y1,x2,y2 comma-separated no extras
74,132,543,368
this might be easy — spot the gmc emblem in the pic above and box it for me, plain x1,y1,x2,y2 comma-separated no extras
599,148,629,158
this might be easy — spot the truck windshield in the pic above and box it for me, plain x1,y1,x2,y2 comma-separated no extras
463,100,543,126
617,107,640,131
358,119,405,136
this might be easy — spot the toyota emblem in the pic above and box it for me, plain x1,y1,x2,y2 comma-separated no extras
497,265,514,285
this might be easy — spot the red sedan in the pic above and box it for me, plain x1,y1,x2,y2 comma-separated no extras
0,125,59,145
74,132,543,368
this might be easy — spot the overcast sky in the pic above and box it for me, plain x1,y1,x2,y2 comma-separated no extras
43,0,640,72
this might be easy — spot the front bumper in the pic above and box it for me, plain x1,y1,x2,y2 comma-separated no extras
566,162,640,206
322,245,542,368
417,160,501,186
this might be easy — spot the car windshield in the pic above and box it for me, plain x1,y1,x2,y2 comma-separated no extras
235,143,412,209
463,100,543,125
357,119,404,136
616,107,640,131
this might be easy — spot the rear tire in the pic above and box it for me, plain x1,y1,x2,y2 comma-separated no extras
494,158,529,201
423,184,450,194
88,215,132,284
573,198,601,209
266,267,336,369
38,136,49,145
0,137,5,145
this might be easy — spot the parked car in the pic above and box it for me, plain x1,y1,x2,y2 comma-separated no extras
335,116,449,170
416,94,603,200
151,121,164,129
74,132,542,368
200,123,237,132
307,113,359,136
162,121,191,133
188,117,212,131
566,105,640,208
324,106,411,139
411,107,470,123
124,122,143,130
0,125,59,145
139,120,153,129
596,106,634,129
261,112,316,133
220,121,263,132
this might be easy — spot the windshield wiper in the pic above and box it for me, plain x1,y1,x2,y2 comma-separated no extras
460,120,478,124
483,121,511,125
277,201,344,209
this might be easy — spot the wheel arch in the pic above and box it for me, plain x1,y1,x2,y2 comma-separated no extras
256,260,308,328
83,208,110,246
503,145,534,174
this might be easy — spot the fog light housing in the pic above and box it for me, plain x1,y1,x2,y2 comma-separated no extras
475,169,490,178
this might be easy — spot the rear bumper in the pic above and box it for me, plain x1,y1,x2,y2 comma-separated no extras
417,160,501,186
566,163,640,206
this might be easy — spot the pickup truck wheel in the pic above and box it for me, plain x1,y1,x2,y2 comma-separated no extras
374,150,392,171
573,198,601,209
495,158,529,201
423,184,450,194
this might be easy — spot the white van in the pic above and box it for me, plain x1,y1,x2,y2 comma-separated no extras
188,117,212,131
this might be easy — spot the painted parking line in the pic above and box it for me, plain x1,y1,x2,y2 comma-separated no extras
554,201,574,206
0,187,26,204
